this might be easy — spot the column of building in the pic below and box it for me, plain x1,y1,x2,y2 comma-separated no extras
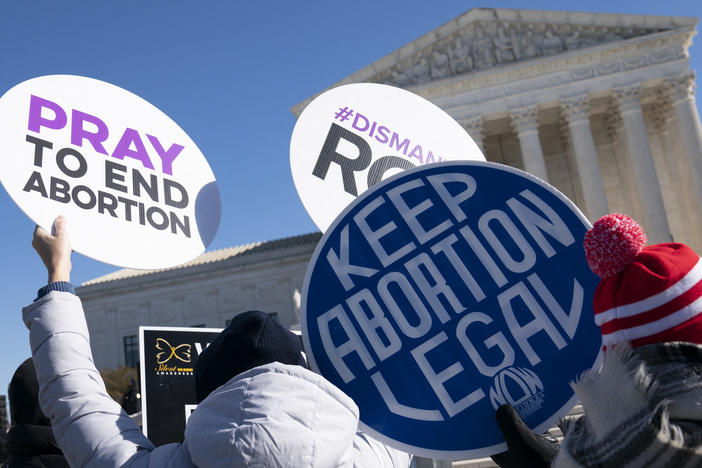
560,93,609,221
510,105,549,181
611,84,671,243
457,81,686,247
665,73,702,215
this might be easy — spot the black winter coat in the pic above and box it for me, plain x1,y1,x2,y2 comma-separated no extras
2,358,69,468
3,424,69,468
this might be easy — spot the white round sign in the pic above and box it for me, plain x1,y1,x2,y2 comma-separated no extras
290,83,485,232
0,75,221,269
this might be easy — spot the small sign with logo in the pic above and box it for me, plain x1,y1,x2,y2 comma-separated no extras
139,326,222,446
0,75,221,269
290,83,484,232
301,161,602,459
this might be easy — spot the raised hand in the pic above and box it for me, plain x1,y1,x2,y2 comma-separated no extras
32,215,72,284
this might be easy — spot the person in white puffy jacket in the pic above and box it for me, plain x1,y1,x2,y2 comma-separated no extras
24,216,411,468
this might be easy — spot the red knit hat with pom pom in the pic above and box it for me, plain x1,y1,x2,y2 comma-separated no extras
584,214,702,348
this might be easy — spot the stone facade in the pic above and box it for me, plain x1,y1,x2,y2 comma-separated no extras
77,233,321,370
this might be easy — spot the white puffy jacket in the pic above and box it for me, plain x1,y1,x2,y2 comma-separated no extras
23,291,411,468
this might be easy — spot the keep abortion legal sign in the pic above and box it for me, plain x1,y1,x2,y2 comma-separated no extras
0,75,221,269
290,83,484,232
301,161,602,459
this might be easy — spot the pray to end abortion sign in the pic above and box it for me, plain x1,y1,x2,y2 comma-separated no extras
0,75,221,269
290,83,484,232
301,161,602,459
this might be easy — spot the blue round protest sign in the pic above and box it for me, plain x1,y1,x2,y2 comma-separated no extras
301,161,602,459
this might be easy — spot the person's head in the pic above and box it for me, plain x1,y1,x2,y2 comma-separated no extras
193,310,307,402
584,214,702,349
8,357,50,426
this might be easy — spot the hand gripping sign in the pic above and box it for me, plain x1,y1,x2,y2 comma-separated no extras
0,75,221,269
290,83,484,232
301,161,602,459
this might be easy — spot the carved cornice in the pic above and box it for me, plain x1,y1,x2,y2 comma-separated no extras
568,42,687,82
560,94,591,124
292,10,697,117
665,72,697,104
612,84,643,113
421,30,693,107
378,20,673,88
510,105,540,133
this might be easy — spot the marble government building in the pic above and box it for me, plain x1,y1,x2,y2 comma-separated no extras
77,8,701,466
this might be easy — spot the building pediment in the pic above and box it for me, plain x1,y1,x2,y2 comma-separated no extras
381,19,670,87
292,8,697,115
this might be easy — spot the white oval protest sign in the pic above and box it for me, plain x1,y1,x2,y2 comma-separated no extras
290,83,484,231
302,161,601,459
0,75,220,269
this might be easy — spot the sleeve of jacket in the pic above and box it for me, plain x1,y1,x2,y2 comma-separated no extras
23,291,155,468
353,432,412,467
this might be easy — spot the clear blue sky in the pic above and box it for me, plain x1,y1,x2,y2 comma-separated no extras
0,1,700,412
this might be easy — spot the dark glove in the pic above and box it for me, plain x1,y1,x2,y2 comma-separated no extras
490,404,558,468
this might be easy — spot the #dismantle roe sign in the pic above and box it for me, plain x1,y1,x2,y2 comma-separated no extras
290,83,484,232
301,161,601,459
0,75,221,269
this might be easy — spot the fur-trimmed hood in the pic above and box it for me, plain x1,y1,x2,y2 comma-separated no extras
554,342,702,467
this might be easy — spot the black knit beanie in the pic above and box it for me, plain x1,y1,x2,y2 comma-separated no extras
8,357,51,426
193,310,307,403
